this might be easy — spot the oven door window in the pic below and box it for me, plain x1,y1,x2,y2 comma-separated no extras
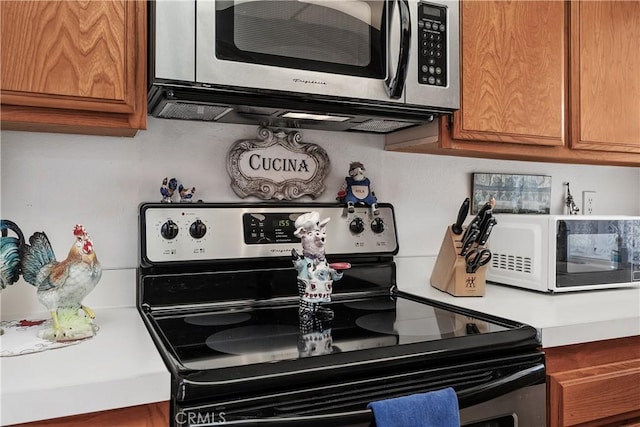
556,219,640,287
215,0,386,78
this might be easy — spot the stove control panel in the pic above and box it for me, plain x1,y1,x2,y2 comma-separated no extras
141,203,398,264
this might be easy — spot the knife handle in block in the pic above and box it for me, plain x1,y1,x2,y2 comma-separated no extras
451,198,470,235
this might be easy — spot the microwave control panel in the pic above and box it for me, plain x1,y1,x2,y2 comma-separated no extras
418,2,448,87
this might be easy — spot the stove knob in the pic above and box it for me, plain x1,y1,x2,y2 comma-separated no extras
371,217,385,234
189,219,207,239
160,220,179,240
349,217,365,234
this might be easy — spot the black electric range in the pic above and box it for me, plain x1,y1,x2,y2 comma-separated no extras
138,203,545,427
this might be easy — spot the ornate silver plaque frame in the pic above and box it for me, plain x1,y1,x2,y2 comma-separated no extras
227,127,330,200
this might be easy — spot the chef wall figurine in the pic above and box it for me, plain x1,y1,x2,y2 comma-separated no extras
291,212,349,318
337,162,379,216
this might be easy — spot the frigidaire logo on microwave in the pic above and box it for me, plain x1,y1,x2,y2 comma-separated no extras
292,78,327,86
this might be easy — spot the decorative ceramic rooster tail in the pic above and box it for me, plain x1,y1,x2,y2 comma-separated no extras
1,219,24,290
1,219,25,335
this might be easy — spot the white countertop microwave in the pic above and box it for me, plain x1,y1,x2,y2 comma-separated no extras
486,215,640,293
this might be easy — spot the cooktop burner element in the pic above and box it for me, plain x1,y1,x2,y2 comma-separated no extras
206,324,301,356
344,299,397,311
184,312,252,326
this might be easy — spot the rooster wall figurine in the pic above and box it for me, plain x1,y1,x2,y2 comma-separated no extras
20,224,102,341
178,184,196,202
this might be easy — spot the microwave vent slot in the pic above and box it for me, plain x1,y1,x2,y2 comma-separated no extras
492,253,532,274
157,102,233,121
350,119,417,133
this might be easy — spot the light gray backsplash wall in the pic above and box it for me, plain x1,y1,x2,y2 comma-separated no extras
2,117,639,269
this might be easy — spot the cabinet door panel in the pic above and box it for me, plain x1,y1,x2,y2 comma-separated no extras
571,1,640,153
548,359,640,426
453,1,565,146
1,0,134,114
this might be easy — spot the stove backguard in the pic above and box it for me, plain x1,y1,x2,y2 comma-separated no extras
139,202,398,267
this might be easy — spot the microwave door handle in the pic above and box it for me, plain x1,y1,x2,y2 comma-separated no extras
385,0,411,99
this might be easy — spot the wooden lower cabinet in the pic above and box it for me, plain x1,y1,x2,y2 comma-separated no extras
16,401,169,427
545,336,640,427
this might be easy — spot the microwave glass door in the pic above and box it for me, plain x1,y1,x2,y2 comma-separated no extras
556,219,640,287
215,0,387,78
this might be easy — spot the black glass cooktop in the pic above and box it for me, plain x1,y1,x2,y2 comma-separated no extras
152,295,510,370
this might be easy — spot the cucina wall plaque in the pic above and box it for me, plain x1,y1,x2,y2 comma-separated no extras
227,127,330,200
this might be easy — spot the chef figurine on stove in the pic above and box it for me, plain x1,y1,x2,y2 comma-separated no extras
337,162,379,216
291,212,350,320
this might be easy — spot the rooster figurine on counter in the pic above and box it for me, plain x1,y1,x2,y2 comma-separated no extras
20,224,102,341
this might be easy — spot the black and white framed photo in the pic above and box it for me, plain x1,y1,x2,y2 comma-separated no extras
471,173,551,214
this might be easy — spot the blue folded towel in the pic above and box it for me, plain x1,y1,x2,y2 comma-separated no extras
367,387,460,427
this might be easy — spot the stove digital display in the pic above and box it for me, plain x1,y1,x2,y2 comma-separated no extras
243,212,302,245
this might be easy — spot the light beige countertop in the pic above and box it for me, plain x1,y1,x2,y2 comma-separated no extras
396,256,640,348
0,270,170,426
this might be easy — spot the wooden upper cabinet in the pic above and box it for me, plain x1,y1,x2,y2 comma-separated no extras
385,0,640,166
570,1,640,154
0,0,146,137
2,1,133,113
453,1,566,146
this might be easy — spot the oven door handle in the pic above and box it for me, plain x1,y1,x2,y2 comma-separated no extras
213,364,546,426
385,0,411,99
456,362,546,407
212,410,372,426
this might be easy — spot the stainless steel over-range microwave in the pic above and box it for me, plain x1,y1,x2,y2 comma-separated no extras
487,215,640,293
148,0,460,133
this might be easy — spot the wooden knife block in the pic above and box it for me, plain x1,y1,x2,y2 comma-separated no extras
430,226,486,297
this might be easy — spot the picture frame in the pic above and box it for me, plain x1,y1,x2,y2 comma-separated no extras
471,173,551,214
